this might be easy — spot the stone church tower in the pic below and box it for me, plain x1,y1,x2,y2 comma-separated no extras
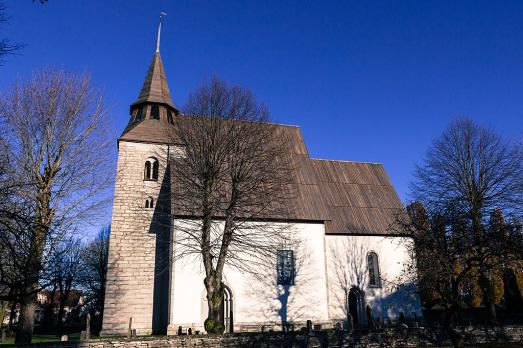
101,42,177,335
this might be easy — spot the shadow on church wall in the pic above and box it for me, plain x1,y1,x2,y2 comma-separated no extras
149,164,171,334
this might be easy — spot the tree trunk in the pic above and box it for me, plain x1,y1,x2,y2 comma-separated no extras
204,276,224,334
444,303,464,348
8,301,17,332
57,299,65,335
479,271,498,325
44,285,57,328
15,293,36,344
15,186,53,343
445,280,464,348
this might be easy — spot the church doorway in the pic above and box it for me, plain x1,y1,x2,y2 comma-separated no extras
222,285,234,333
348,287,365,327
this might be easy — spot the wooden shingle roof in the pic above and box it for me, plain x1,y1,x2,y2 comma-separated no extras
310,159,403,235
132,52,177,111
157,117,404,236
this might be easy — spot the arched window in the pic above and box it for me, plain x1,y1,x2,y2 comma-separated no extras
135,107,143,121
151,105,160,120
144,161,151,179
367,252,381,287
145,197,154,209
167,110,174,124
144,157,159,180
152,160,159,180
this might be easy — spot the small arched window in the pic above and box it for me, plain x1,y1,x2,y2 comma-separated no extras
167,110,174,124
367,252,381,287
151,105,160,120
145,197,154,209
135,107,143,121
144,157,159,180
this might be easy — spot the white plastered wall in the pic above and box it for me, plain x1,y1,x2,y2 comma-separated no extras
325,235,422,325
168,221,330,332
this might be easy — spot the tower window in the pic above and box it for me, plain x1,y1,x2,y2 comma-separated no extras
151,105,160,120
367,252,381,287
145,197,154,209
144,157,159,180
277,250,295,285
135,107,143,121
167,110,174,124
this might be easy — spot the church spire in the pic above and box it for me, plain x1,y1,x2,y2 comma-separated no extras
130,13,178,114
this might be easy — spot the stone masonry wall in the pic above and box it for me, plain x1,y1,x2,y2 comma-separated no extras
5,326,523,348
101,141,170,336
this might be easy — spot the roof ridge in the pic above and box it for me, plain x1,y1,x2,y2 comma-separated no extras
310,158,383,165
178,114,301,128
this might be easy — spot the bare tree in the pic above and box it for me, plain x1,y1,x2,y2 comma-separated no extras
79,226,110,330
48,238,82,334
412,117,522,217
0,69,112,343
170,77,294,334
397,118,523,347
0,2,23,65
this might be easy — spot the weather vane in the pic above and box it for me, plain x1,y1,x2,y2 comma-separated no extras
156,12,167,53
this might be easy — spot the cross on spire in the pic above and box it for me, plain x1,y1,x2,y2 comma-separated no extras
156,12,167,53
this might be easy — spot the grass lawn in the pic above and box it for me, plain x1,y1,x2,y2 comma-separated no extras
0,332,92,344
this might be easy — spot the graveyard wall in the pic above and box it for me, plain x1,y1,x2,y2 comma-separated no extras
4,326,523,347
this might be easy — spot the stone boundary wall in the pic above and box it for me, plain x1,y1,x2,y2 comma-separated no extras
4,326,523,348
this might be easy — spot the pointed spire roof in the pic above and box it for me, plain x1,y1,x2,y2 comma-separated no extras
131,52,178,112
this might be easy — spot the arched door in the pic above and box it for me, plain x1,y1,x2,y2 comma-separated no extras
348,287,365,326
222,285,233,333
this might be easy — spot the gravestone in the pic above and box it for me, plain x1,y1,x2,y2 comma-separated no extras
411,312,418,327
1,330,6,344
347,313,354,331
61,335,68,342
399,312,405,324
306,320,313,333
86,313,91,340
80,331,86,341
188,328,192,335
366,305,374,329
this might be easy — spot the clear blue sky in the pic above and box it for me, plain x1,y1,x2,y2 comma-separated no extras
1,0,522,230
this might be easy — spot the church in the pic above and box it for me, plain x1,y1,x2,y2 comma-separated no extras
101,28,421,336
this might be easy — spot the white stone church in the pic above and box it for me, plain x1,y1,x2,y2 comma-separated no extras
101,37,421,336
